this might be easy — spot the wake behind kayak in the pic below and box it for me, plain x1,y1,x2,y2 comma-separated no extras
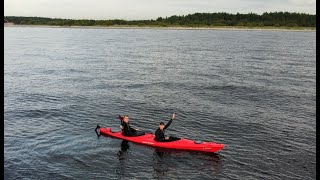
95,125,224,153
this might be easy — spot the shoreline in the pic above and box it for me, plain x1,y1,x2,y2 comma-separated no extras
4,24,316,32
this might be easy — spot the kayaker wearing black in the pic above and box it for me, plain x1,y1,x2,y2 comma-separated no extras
119,115,145,136
155,113,180,142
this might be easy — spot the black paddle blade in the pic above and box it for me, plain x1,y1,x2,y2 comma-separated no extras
95,125,101,136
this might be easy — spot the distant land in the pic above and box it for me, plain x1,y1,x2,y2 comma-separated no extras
4,12,316,30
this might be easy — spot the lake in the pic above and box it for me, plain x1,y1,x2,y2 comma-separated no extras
4,27,316,179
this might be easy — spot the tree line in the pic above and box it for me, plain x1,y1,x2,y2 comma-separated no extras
4,12,316,27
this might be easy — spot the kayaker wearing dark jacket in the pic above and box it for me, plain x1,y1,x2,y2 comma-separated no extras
119,115,145,136
155,113,180,142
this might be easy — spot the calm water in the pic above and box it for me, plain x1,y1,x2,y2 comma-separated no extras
4,27,316,179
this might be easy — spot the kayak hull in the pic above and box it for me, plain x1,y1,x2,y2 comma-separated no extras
98,127,224,153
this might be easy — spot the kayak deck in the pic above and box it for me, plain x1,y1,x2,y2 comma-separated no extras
98,127,224,153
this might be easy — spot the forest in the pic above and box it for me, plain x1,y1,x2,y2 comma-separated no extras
4,12,316,28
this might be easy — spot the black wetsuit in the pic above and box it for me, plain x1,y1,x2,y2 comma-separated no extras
155,119,180,142
119,116,145,137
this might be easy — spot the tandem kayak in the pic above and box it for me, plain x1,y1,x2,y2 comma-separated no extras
95,125,224,153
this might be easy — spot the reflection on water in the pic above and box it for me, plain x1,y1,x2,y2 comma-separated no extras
116,140,130,178
114,141,224,179
117,140,130,160
153,150,169,178
152,148,223,179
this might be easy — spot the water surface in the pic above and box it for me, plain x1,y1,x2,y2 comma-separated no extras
4,27,316,179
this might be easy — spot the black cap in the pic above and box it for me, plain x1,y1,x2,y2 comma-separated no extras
159,122,165,125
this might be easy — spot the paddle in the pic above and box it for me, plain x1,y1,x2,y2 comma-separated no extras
95,125,101,136
95,115,124,136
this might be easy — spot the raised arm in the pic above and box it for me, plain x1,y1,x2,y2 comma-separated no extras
118,115,124,130
164,113,175,130
118,115,124,121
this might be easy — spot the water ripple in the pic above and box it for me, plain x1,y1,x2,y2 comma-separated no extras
4,27,315,179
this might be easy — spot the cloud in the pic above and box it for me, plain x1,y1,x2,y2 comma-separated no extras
4,0,316,20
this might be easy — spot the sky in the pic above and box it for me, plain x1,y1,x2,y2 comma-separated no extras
4,0,316,20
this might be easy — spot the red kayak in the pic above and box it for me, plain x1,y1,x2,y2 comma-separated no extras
96,126,224,153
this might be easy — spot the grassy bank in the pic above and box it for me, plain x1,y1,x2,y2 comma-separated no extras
4,23,316,31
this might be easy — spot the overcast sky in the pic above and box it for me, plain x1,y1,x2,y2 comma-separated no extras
4,0,316,20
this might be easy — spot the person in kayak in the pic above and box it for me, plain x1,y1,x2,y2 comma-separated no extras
155,113,180,142
118,115,145,136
